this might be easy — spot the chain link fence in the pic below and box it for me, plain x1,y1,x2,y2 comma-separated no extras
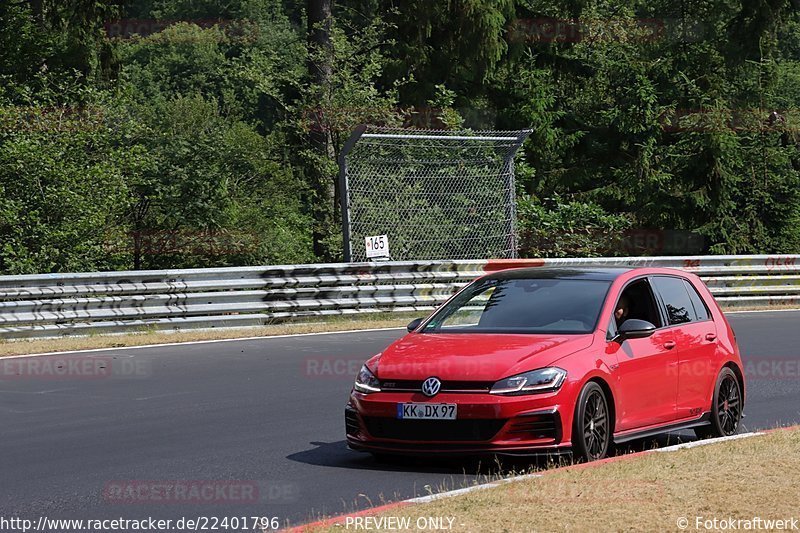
339,126,531,262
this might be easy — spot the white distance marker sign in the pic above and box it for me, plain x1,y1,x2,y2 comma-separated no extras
365,234,390,259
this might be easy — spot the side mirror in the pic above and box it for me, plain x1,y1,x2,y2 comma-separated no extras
406,317,424,332
617,319,656,340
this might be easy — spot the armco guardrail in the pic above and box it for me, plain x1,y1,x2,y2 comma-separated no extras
0,255,798,339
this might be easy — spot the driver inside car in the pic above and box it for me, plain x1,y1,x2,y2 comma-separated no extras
615,295,630,327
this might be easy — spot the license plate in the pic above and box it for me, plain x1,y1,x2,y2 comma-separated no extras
397,403,457,420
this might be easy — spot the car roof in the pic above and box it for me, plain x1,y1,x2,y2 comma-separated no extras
484,266,634,281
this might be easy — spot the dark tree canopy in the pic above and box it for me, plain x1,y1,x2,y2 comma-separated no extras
0,0,799,273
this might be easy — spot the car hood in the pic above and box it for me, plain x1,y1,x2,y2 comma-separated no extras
375,333,594,382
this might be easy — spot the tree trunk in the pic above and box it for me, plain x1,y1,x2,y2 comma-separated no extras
307,0,334,259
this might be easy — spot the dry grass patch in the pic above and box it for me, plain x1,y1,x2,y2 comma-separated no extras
310,429,799,532
0,313,412,357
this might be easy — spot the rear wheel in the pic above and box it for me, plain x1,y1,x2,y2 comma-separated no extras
572,382,611,462
695,367,741,439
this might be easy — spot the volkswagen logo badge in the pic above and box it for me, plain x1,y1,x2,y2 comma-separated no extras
421,377,442,397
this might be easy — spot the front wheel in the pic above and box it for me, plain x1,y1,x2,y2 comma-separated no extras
572,382,611,462
695,367,742,439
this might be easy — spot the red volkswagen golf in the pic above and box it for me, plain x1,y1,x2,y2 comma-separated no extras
345,267,745,461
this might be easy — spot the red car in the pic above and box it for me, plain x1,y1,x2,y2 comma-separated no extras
345,267,745,461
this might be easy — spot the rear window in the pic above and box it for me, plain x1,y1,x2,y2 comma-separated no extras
652,276,695,325
683,279,711,321
422,278,611,334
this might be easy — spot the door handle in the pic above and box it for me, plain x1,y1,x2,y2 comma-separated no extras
663,341,676,350
705,333,717,341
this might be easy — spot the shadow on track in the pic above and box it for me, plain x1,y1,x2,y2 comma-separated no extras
287,430,703,477
286,441,508,475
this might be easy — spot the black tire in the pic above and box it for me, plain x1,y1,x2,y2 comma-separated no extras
572,382,611,462
695,367,742,439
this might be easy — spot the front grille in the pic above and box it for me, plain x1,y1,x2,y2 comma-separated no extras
363,417,506,442
506,413,559,441
345,407,361,437
379,380,492,392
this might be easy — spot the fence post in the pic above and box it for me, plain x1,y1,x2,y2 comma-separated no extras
338,125,366,263
504,129,533,258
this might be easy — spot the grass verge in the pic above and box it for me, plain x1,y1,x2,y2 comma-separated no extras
0,313,413,357
309,428,799,532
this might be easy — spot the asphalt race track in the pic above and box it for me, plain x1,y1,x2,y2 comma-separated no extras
0,310,798,528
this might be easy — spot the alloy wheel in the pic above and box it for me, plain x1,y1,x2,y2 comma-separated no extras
716,374,741,435
582,390,609,460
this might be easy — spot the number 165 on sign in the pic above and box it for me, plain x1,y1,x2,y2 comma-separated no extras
365,235,390,259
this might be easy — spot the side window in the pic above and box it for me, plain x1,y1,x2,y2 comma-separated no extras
652,276,695,325
683,280,711,321
615,279,663,329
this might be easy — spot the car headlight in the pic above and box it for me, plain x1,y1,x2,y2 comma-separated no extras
489,367,567,395
354,364,381,393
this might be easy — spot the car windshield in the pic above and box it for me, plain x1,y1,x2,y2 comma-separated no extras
422,278,611,334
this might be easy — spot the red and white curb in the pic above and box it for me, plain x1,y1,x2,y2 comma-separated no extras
286,430,775,532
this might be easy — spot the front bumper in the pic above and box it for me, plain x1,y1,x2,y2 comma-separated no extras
345,390,572,457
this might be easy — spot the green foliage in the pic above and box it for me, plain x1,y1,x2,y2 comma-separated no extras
0,11,313,273
1,0,800,274
111,93,313,269
290,12,402,260
0,83,130,273
381,0,514,104
518,196,632,258
506,0,800,256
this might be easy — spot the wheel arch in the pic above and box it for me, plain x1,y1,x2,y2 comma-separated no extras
583,375,617,436
570,375,616,461
723,360,745,409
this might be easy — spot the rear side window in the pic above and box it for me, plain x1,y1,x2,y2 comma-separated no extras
683,280,711,321
652,276,695,325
